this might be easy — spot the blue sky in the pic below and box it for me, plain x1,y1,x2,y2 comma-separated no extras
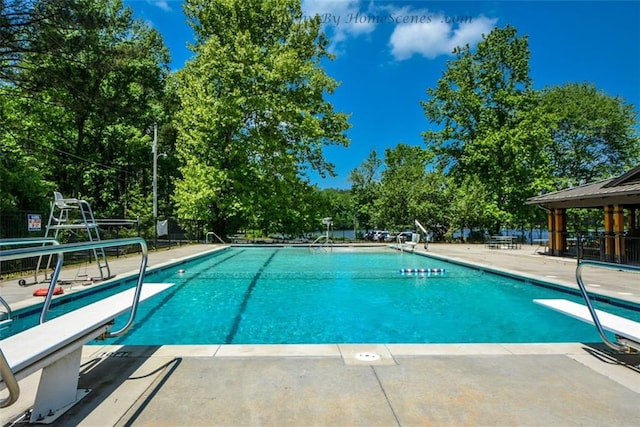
125,1,640,189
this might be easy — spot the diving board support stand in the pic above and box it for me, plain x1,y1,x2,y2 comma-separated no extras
30,341,89,423
1,284,173,423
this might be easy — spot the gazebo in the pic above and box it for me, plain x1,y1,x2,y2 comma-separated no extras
526,166,640,265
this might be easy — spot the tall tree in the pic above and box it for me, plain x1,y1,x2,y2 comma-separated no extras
1,0,42,83
539,82,640,189
1,0,169,217
349,150,382,231
0,93,54,211
374,144,450,233
174,0,350,238
447,175,496,241
422,25,544,230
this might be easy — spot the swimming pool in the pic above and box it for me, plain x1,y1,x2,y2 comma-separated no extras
3,247,640,345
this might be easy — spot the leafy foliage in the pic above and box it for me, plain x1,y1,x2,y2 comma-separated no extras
2,10,639,243
1,0,170,226
174,0,350,238
348,150,382,231
539,82,640,190
421,25,539,231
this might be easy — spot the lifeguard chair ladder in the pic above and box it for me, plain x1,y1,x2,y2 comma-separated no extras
36,192,111,282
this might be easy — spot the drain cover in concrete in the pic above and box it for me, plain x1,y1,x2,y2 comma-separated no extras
355,352,381,361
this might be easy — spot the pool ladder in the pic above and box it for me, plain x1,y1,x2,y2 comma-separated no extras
575,260,640,353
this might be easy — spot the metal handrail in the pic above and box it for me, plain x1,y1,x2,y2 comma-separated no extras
308,235,332,252
0,238,60,286
0,238,61,323
0,237,148,409
575,260,640,353
205,231,225,244
0,346,20,408
0,237,148,334
0,238,60,247
0,296,11,323
0,239,60,407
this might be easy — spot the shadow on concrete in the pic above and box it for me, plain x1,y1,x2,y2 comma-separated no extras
50,345,181,426
583,342,640,371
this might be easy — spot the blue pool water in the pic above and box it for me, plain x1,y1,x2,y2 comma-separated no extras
3,247,640,345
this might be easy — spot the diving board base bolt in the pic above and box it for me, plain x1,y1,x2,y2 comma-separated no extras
617,337,640,354
29,347,89,424
30,389,91,424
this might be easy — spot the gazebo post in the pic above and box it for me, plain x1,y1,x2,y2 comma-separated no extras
613,204,625,263
548,209,555,254
551,208,566,256
604,205,614,262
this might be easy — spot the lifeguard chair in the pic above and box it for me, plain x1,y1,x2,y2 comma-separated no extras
36,192,111,282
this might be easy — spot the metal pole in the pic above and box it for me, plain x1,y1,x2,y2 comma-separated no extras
152,123,158,250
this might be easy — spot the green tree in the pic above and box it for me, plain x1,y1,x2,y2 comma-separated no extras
1,0,49,83
373,144,451,235
174,0,350,238
422,25,543,231
349,150,382,232
319,188,353,232
375,144,429,230
446,175,496,241
539,82,640,189
1,0,169,220
0,97,54,212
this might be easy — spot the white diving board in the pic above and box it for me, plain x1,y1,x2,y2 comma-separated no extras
534,298,640,350
0,282,173,424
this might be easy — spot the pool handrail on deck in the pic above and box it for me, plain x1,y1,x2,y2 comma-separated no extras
0,237,149,329
535,260,640,354
575,260,640,353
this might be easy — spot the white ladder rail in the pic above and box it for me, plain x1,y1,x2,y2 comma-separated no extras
309,217,333,252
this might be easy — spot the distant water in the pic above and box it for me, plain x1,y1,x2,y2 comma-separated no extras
327,229,551,243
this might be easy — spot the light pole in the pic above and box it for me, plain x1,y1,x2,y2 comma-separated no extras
152,123,158,249
152,123,168,249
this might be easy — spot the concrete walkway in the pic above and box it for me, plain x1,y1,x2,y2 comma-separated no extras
2,243,639,426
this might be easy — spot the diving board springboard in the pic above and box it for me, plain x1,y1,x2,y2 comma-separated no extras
0,282,173,424
534,299,640,348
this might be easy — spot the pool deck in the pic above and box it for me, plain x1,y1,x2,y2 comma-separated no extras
2,243,639,426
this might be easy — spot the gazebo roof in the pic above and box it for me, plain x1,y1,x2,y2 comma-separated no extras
526,166,640,209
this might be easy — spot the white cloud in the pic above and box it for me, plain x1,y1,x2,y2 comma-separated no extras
301,2,497,60
301,0,376,50
389,13,498,60
147,0,171,12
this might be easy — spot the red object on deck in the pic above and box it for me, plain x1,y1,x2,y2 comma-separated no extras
33,286,64,297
